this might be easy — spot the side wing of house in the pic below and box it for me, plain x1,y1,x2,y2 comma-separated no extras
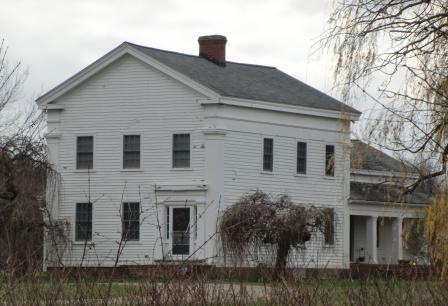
349,140,429,265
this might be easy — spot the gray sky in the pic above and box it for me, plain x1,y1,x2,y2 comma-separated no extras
1,0,335,101
3,0,373,137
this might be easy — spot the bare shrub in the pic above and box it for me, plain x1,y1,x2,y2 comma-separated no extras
220,191,328,277
0,136,50,274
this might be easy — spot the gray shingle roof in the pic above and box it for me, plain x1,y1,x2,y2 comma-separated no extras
351,140,412,172
350,182,430,205
127,42,360,115
350,140,431,205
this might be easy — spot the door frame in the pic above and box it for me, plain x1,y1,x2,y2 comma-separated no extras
164,205,198,260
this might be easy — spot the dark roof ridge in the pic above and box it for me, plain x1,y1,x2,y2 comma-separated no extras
125,41,278,70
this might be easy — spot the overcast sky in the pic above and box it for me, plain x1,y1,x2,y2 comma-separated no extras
1,0,370,135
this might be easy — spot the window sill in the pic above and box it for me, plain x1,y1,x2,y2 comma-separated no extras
294,173,308,178
260,171,274,175
72,241,94,246
323,175,336,180
122,240,142,245
323,244,335,248
170,168,193,171
120,169,144,173
73,170,96,173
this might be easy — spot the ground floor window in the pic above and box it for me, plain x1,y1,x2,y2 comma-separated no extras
75,203,92,241
122,202,140,241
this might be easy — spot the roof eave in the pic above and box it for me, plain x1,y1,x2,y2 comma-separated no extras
349,199,428,207
208,96,362,120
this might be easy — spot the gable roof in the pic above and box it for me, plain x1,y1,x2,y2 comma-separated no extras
36,41,360,116
350,140,413,173
127,42,360,115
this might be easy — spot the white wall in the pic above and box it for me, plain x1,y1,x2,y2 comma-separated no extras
46,54,208,266
45,53,352,269
207,104,351,269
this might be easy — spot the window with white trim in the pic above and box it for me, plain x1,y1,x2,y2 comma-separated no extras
123,135,141,169
296,142,307,174
75,203,92,241
173,134,190,168
263,138,273,172
122,202,140,241
325,145,335,176
76,136,93,170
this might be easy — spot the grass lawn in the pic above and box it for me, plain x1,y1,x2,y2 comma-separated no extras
0,274,446,305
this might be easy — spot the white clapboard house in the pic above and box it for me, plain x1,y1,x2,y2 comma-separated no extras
37,35,428,270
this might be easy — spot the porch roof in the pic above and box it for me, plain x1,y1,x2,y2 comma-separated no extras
350,182,431,205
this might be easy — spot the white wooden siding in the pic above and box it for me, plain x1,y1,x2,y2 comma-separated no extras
45,54,352,269
214,106,351,269
47,54,207,266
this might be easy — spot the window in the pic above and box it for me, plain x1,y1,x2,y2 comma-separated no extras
325,145,335,176
263,138,273,172
75,203,92,241
76,136,93,169
122,202,140,241
173,134,190,168
296,142,307,174
323,208,335,245
377,218,380,248
123,135,141,169
166,207,170,239
194,205,198,240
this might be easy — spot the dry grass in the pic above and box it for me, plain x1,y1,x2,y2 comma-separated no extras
1,270,448,305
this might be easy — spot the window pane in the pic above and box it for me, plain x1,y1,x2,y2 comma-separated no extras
324,208,335,245
77,136,93,169
124,135,140,152
122,202,140,240
263,138,273,171
123,135,140,169
325,145,335,176
297,142,307,174
166,207,170,239
76,203,92,241
173,134,190,168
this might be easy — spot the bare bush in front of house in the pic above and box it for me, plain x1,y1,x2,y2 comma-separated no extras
220,190,330,278
0,135,51,274
1,266,448,305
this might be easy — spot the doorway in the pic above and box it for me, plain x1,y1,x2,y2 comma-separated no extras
171,207,190,256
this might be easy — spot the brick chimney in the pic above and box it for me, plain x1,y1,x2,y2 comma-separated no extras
198,35,227,66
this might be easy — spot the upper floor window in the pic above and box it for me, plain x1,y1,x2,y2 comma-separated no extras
123,135,141,169
325,144,335,176
75,202,92,241
173,134,190,168
296,142,307,174
122,202,140,241
76,136,93,170
263,138,274,172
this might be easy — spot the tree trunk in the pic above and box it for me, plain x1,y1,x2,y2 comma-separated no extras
275,239,290,279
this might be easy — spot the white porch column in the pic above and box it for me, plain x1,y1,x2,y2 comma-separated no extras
393,217,403,263
366,216,378,264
